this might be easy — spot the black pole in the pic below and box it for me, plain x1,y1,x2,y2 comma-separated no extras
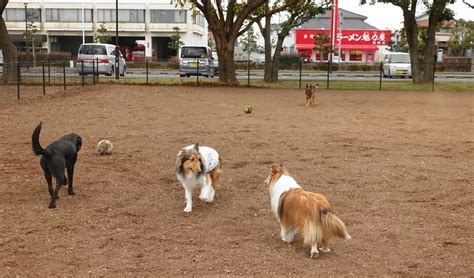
247,58,250,87
42,61,45,95
146,59,149,85
115,0,119,80
196,59,199,85
96,57,99,84
326,60,330,90
81,60,84,87
379,61,383,90
92,60,95,84
432,54,436,92
47,59,51,85
17,62,20,100
63,61,66,91
299,58,302,89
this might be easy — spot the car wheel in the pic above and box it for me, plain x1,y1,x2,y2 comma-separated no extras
179,74,185,77
106,67,114,76
120,66,126,77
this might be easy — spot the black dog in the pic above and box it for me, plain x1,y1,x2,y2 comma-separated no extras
32,122,82,208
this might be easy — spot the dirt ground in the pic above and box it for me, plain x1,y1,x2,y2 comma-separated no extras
0,84,472,276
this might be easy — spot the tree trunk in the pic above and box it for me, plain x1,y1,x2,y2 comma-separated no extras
0,11,18,84
263,4,273,83
214,32,239,86
270,35,285,82
401,2,423,83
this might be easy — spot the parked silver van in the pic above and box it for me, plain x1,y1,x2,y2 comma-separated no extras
383,52,412,78
179,45,215,78
76,43,126,76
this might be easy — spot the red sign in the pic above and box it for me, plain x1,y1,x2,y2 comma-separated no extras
295,29,391,47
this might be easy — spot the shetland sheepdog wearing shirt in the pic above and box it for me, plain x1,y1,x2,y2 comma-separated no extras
264,164,351,258
176,143,222,212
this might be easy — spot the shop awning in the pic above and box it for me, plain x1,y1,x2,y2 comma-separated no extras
335,45,378,51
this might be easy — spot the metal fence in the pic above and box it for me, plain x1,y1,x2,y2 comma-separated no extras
1,58,472,100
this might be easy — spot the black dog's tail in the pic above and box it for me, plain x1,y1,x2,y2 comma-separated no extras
32,122,51,158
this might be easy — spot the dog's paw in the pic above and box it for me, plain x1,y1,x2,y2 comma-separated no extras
68,191,76,196
184,206,192,213
48,204,56,209
319,247,331,253
310,251,319,259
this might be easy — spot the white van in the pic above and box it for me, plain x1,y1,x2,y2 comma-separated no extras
76,43,126,76
383,52,412,78
179,45,215,78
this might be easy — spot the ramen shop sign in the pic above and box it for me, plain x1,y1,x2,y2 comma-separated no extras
295,29,391,46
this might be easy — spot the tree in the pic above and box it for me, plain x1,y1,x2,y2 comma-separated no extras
93,23,111,43
240,25,258,59
256,0,329,82
314,32,331,62
462,0,474,8
0,0,18,83
25,21,38,67
168,26,185,56
448,20,474,56
173,0,299,85
361,0,455,83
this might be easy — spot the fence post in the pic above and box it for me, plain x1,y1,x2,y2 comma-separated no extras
16,62,21,100
247,59,250,87
299,58,302,89
146,59,149,85
63,61,66,91
96,58,99,84
42,61,46,95
432,54,436,92
379,62,383,90
326,60,330,90
81,60,84,87
92,60,96,84
48,58,51,85
196,59,199,85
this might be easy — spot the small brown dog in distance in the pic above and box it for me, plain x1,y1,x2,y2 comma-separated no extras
305,83,319,107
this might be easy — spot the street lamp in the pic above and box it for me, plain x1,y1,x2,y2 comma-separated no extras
115,0,119,80
24,3,28,57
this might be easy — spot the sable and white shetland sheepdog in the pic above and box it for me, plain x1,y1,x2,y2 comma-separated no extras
264,164,351,258
176,143,222,212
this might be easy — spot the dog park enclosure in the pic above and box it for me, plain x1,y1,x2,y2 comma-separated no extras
0,85,472,276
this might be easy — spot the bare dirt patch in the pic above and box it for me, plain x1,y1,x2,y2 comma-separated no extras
0,84,472,276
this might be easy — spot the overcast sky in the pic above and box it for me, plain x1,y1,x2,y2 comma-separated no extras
338,0,474,30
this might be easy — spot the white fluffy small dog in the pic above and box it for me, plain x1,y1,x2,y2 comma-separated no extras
175,143,222,212
96,139,113,155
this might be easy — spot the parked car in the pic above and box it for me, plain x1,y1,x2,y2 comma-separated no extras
179,45,214,78
383,52,412,78
212,51,219,75
76,43,126,76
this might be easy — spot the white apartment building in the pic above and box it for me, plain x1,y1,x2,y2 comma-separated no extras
4,0,208,60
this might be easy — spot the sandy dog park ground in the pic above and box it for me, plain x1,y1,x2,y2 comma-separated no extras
0,84,472,276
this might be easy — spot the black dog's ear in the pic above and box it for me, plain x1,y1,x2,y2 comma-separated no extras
76,136,83,152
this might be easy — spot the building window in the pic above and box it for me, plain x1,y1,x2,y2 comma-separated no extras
192,13,205,27
46,9,92,22
349,50,362,61
150,10,186,23
4,8,41,22
97,9,145,23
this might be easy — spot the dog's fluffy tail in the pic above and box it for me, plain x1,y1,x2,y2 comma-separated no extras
32,122,51,158
320,210,351,241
